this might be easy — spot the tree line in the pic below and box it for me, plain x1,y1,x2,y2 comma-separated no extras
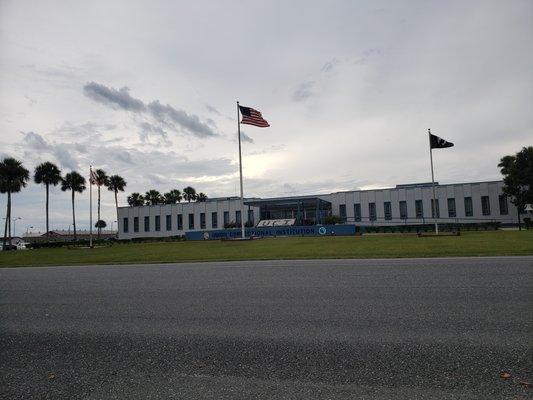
1,156,211,248
0,157,126,247
127,187,207,206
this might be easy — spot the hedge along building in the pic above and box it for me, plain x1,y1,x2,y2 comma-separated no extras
117,180,520,240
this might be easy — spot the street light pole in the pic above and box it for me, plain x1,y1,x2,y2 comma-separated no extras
12,217,21,237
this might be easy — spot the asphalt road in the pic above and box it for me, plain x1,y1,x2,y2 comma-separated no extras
1,257,532,399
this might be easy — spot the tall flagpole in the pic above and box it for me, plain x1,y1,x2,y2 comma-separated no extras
237,101,245,239
89,166,93,248
428,129,439,235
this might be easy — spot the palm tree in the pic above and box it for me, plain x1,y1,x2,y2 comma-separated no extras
163,189,182,204
94,169,108,238
197,192,208,202
127,192,145,206
61,171,86,241
182,186,197,202
144,190,163,205
0,158,30,249
34,161,62,239
106,175,127,225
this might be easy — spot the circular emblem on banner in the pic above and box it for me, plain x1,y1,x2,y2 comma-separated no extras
318,227,327,235
203,232,210,240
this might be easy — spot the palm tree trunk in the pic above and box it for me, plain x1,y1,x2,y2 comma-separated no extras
3,191,10,249
46,183,50,240
97,185,101,239
72,190,77,241
7,191,12,247
114,190,118,234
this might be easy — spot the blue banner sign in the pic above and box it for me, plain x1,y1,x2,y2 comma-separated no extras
185,224,357,240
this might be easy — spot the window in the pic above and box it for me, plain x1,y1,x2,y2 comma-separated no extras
384,202,392,220
236,210,241,224
155,215,161,231
399,201,407,219
200,213,206,229
133,217,139,232
248,209,254,225
431,199,440,218
464,197,473,217
123,217,129,233
481,196,491,216
499,195,508,215
177,214,183,230
166,214,172,231
144,216,150,232
339,204,346,221
415,200,423,218
354,204,361,222
188,213,195,230
447,198,456,218
223,211,230,226
369,203,376,221
211,212,218,228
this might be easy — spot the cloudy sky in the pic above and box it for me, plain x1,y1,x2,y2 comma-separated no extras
1,0,532,233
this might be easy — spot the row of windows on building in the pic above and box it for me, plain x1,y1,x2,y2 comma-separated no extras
338,195,509,221
123,210,255,233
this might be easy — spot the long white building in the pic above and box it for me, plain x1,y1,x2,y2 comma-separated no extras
118,180,519,239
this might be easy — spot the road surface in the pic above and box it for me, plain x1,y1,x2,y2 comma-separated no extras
1,257,532,399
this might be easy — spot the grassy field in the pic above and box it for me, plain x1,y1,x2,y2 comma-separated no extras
1,230,532,268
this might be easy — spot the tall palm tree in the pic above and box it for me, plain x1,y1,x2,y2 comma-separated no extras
34,161,62,239
144,190,163,205
0,158,30,249
106,175,127,225
197,192,208,202
61,171,86,241
127,192,145,206
94,169,108,238
182,186,197,202
163,189,182,204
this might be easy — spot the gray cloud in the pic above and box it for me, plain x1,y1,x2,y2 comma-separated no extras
292,81,315,102
205,104,220,115
138,122,171,147
83,82,219,138
83,82,146,112
22,131,79,170
147,100,217,138
240,131,254,144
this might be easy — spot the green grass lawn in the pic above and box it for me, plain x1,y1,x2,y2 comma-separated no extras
1,230,532,268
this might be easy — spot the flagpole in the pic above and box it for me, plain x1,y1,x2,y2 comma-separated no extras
89,166,93,248
428,129,439,235
237,101,245,239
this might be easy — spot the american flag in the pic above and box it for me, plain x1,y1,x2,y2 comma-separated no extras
89,168,98,185
239,106,270,128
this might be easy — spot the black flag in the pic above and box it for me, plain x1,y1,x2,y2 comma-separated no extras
429,133,454,149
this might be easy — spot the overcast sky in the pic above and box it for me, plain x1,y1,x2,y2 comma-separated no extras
1,0,532,233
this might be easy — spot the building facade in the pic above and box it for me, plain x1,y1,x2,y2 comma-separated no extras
118,180,519,239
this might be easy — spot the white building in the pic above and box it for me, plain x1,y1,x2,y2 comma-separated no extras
118,180,519,239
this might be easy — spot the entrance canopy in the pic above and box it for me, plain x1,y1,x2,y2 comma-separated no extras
245,196,331,225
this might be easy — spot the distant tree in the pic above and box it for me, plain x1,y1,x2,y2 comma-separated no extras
93,169,108,238
499,146,533,230
34,161,62,239
0,157,30,249
144,189,163,205
106,175,127,225
197,192,208,202
95,220,107,229
127,192,145,206
182,186,197,202
61,171,86,241
163,189,182,204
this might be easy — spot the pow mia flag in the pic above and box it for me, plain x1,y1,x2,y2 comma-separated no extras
429,133,454,149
